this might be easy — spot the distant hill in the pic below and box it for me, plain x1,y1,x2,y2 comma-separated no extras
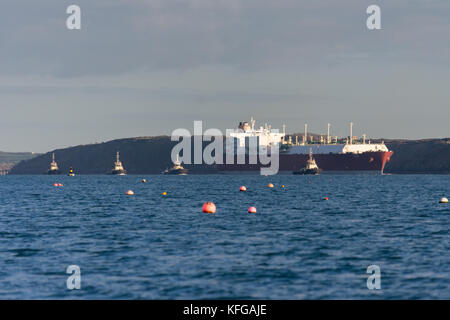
9,136,214,175
384,138,450,174
8,136,450,174
0,151,39,172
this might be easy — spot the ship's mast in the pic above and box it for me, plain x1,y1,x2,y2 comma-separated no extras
349,122,353,145
327,123,331,144
362,133,366,144
303,123,308,145
116,151,120,162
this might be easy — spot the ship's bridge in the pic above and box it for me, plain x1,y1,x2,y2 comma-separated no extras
229,124,285,148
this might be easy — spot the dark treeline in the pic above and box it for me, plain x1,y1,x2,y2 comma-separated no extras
8,137,450,174
384,138,450,174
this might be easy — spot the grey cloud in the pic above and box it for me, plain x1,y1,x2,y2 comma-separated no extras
1,0,450,77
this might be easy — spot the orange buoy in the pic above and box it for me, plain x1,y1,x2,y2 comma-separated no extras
240,186,247,192
125,190,134,196
267,183,274,188
324,197,329,201
53,183,59,187
248,206,257,213
281,185,285,188
162,192,167,196
202,202,216,214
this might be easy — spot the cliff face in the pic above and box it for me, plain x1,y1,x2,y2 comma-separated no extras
384,138,450,174
9,137,450,174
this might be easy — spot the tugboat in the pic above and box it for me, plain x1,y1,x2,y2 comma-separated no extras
163,154,188,175
111,151,127,175
68,167,75,176
293,148,322,175
47,153,61,175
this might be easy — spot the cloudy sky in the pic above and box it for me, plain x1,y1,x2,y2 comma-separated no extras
1,0,449,152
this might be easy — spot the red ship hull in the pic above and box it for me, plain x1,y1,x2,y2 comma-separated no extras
217,151,393,173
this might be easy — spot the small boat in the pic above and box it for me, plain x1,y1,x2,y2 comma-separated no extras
68,167,75,176
47,153,61,175
111,151,127,175
163,155,188,175
293,148,322,175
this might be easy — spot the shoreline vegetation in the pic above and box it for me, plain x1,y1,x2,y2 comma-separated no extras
4,137,450,175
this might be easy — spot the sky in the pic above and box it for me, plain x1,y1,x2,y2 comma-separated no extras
0,0,449,152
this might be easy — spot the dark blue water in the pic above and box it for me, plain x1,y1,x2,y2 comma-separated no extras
0,174,448,299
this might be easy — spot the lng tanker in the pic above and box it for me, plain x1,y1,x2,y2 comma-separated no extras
217,118,393,174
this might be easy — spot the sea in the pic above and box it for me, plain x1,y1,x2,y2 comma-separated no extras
0,174,448,299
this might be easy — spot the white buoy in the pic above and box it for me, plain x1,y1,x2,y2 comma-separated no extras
439,197,448,203
125,190,134,196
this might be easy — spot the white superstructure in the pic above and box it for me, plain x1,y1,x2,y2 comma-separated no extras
49,153,59,171
112,151,126,175
228,117,285,148
305,148,319,170
114,152,124,170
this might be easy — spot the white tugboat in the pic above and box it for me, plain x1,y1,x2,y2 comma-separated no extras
293,148,322,175
163,154,188,175
111,151,127,175
47,153,61,175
